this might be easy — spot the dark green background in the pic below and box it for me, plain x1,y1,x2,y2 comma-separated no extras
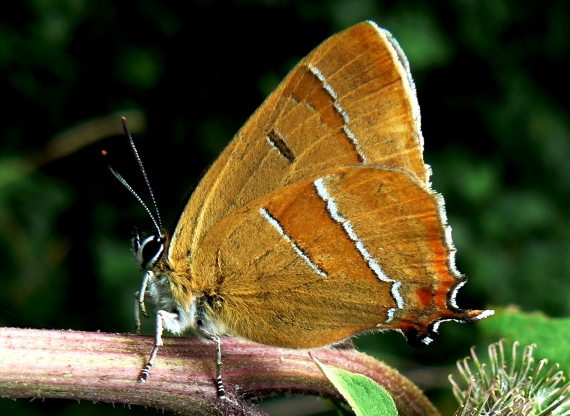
1,1,569,415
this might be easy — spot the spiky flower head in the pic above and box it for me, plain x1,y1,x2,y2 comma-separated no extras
450,340,570,415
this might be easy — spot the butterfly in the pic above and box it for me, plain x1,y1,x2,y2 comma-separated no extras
113,20,493,398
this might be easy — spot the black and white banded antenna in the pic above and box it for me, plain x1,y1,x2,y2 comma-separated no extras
106,117,163,238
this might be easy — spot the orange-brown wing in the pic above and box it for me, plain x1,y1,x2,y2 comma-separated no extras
168,21,427,265
190,166,489,348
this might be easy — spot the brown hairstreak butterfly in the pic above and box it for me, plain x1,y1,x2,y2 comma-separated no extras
112,21,493,398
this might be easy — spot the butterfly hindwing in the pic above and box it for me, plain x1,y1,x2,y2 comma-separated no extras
190,166,473,347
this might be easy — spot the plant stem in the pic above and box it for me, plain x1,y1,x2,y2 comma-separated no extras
0,327,439,416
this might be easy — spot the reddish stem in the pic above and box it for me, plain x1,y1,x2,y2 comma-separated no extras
0,327,439,416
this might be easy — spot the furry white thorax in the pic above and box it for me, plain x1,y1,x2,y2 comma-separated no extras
142,269,227,339
144,270,196,335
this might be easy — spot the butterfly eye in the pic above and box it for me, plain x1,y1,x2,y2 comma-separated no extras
135,234,166,270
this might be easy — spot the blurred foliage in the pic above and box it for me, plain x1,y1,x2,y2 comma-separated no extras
480,308,570,374
1,0,569,415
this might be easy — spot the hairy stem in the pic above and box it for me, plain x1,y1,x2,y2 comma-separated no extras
0,327,439,416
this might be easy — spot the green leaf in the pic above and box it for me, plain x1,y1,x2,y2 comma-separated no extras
313,357,398,416
480,307,570,372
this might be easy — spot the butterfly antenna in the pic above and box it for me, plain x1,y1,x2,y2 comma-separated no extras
107,165,163,237
121,117,163,232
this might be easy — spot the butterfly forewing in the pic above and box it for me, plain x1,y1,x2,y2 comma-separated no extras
168,22,427,264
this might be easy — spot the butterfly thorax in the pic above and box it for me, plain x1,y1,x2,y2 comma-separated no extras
166,256,228,338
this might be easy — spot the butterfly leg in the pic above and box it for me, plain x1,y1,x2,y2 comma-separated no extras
213,336,226,399
139,309,177,382
134,272,152,333
198,328,227,399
